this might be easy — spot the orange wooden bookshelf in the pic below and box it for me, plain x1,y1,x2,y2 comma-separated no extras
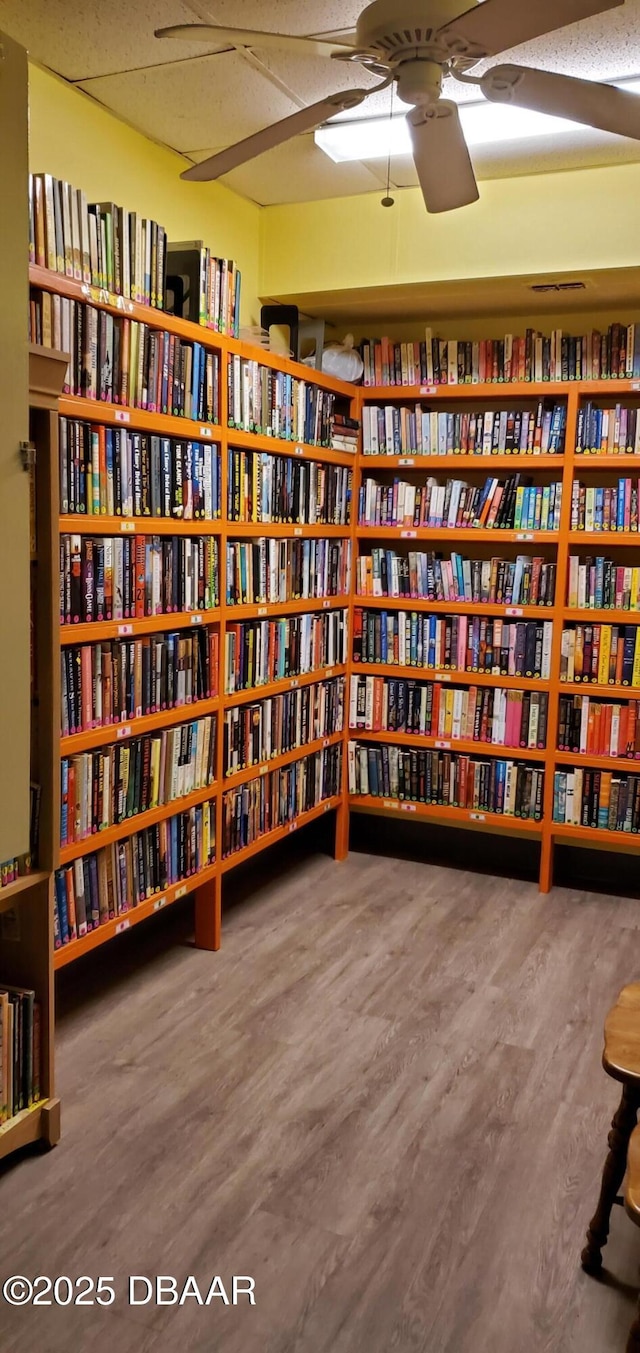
61,696,220,756
29,257,640,959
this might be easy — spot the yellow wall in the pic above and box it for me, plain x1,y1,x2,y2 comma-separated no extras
28,64,262,325
260,164,640,303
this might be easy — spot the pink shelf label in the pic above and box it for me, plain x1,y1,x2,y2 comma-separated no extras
516,532,534,541
117,624,133,636
401,530,417,539
294,527,303,537
436,739,452,750
290,678,299,688
506,607,524,617
420,385,438,397
116,725,132,740
115,410,130,424
115,918,130,934
294,446,304,457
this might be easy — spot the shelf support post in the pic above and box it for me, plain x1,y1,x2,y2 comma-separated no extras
194,871,221,950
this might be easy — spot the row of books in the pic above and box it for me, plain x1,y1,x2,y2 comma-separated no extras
360,326,640,387
0,787,41,889
348,742,544,819
576,404,640,456
553,767,640,832
228,356,335,446
330,414,359,453
0,987,41,1121
358,474,562,532
53,800,216,945
60,419,221,519
567,557,640,613
223,677,344,775
166,240,240,336
570,481,640,534
560,624,640,687
356,551,557,608
60,628,219,736
362,403,567,456
558,696,640,758
60,716,217,846
224,610,348,694
222,746,342,856
30,291,220,422
349,674,549,750
60,534,219,625
225,538,350,607
227,449,352,525
30,173,167,308
353,609,554,679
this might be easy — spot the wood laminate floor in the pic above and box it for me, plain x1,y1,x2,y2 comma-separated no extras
1,842,639,1352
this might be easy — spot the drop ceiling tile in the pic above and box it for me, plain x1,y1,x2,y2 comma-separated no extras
191,1,363,39
250,51,380,107
0,0,222,80
188,135,386,204
77,54,298,151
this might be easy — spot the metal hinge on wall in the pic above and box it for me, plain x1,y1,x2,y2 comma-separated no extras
19,440,35,472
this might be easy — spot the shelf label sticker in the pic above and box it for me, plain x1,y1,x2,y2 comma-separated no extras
323,738,330,749
116,725,132,740
259,764,268,776
436,739,452,750
506,607,524,617
401,530,417,539
439,672,452,682
383,799,399,810
153,895,167,912
323,600,331,609
258,606,268,616
516,532,535,541
117,623,133,636
120,520,135,532
176,884,187,899
326,668,334,678
191,614,203,625
290,678,299,689
200,426,213,438
398,458,415,467
294,446,304,457
289,821,298,833
324,801,331,812
420,385,438,397
294,527,303,537
470,812,486,822
115,410,130,424
401,803,417,813
115,918,131,934
633,382,640,392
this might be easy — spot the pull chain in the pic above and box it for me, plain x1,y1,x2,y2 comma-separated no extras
381,84,395,208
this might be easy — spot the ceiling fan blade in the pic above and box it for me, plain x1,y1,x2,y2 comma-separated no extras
408,101,479,214
155,23,358,57
482,64,640,140
181,90,370,182
437,0,623,60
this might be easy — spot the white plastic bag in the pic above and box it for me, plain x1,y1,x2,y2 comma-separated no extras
320,334,364,382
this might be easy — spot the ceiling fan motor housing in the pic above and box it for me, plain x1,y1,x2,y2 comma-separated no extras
355,0,488,66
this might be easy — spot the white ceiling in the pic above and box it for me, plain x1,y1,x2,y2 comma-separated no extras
3,0,640,205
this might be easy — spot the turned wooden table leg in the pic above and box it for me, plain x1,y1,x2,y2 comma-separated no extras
582,1085,640,1275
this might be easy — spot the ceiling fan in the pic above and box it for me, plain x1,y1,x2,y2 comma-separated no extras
155,0,640,213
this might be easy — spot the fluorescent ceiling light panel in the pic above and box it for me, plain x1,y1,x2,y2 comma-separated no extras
314,76,640,162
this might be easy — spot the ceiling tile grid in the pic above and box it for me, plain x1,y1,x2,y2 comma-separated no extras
2,0,640,205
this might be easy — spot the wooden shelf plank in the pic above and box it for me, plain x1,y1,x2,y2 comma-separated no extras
349,794,543,834
555,750,640,771
569,531,640,545
61,695,220,756
227,522,350,538
60,515,222,536
360,454,564,470
356,526,559,544
349,729,547,761
563,608,640,624
58,394,221,442
220,795,341,872
223,730,344,790
551,821,640,847
227,426,355,466
225,596,347,621
361,382,576,400
0,1101,53,1162
574,456,640,468
0,870,50,914
350,662,550,690
223,664,346,709
59,782,218,864
59,609,220,645
354,596,552,619
559,680,640,697
53,861,218,969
